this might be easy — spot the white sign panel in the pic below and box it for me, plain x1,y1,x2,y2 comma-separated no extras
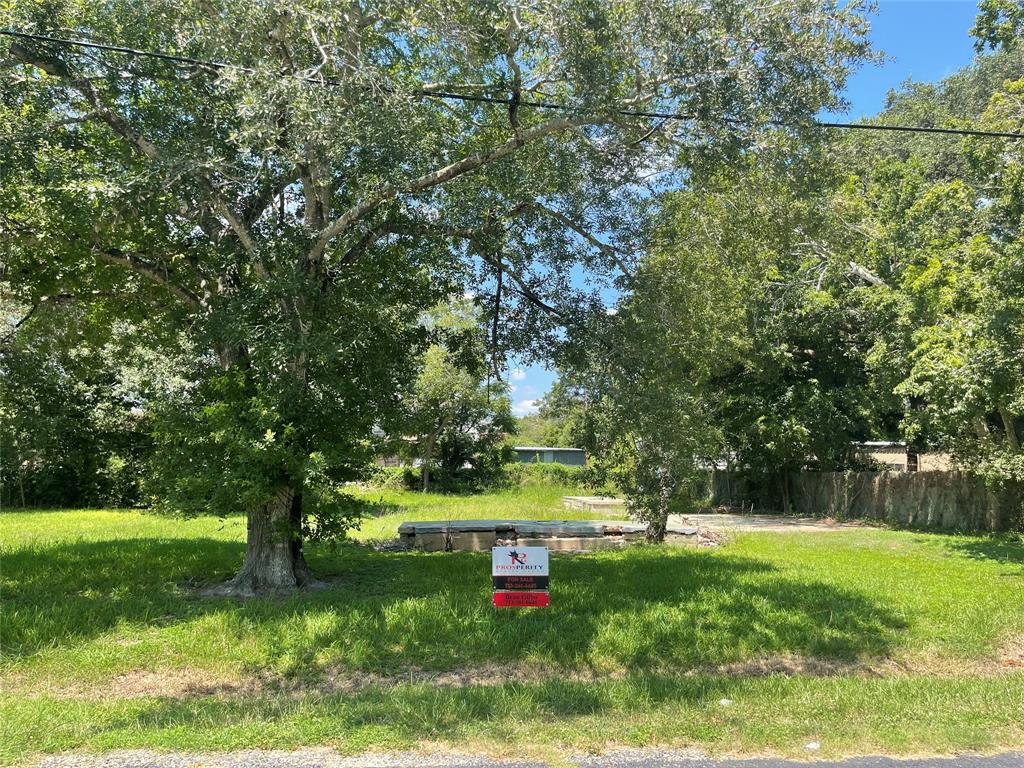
491,546,549,577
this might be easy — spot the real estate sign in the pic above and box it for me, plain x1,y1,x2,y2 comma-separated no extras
492,546,549,607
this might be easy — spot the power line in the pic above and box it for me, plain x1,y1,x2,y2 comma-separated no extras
4,28,1024,141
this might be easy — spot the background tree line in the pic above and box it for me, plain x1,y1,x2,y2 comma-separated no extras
539,29,1024,533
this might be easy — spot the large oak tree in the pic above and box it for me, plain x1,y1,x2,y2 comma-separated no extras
2,0,869,594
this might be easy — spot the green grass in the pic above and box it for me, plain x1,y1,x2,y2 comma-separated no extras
350,484,622,540
2,491,1023,764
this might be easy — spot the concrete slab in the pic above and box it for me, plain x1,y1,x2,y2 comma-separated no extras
518,536,623,552
675,513,866,532
396,518,702,552
400,513,852,551
563,495,627,513
398,519,519,534
514,521,605,537
412,532,449,551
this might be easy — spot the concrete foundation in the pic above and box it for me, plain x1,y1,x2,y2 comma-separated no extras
562,496,627,514
397,519,700,552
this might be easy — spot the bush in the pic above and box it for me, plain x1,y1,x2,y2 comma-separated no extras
364,460,615,494
497,461,613,492
98,454,145,507
365,465,417,490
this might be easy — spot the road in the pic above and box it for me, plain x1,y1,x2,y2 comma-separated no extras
37,749,1024,768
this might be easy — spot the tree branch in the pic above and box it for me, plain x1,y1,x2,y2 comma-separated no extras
475,248,563,319
847,260,887,287
309,116,593,266
11,42,261,263
377,216,564,319
215,200,258,255
1,291,134,348
337,221,392,268
524,202,635,280
0,302,40,346
97,248,202,309
503,7,524,136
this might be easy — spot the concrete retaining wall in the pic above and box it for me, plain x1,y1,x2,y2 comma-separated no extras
396,519,699,552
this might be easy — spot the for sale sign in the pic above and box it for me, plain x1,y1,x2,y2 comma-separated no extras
492,546,549,606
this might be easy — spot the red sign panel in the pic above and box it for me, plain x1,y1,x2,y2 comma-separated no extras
493,590,550,608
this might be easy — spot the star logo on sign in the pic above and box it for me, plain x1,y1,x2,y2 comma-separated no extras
508,550,527,565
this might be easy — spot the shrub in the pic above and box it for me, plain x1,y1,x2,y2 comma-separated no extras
365,465,416,490
364,460,615,494
498,461,613,492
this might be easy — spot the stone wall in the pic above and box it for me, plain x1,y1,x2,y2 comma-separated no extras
711,470,1022,532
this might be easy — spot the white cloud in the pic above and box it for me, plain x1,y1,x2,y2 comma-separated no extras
605,306,618,315
509,367,527,381
512,399,539,416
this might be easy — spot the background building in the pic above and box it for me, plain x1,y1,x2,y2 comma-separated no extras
511,446,586,466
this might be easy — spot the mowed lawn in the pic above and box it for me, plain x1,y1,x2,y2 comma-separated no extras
2,489,1024,765
350,484,627,540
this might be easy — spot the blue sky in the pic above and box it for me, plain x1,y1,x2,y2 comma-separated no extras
508,0,982,417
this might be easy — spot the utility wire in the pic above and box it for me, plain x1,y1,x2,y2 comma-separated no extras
4,28,1024,141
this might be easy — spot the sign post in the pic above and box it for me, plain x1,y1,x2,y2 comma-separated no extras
492,546,549,607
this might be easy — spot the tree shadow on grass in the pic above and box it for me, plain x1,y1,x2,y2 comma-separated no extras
3,534,906,681
86,672,751,748
942,534,1024,568
1,537,247,657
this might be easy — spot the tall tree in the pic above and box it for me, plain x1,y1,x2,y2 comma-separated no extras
2,0,870,593
818,35,1024,485
973,0,1024,51
533,375,605,455
403,344,513,492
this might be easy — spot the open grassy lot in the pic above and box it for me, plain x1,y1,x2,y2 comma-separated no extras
349,484,622,540
2,492,1023,765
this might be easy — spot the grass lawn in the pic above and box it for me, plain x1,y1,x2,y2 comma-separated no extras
350,484,624,540
2,489,1024,765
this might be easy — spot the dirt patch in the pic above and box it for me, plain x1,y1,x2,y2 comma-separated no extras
15,647,1024,702
689,649,1024,678
18,669,255,701
706,654,897,678
998,634,1024,670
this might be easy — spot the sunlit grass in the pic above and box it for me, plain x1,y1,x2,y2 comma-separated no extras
349,484,622,540
1,498,1023,764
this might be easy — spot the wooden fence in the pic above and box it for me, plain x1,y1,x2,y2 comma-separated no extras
709,470,1022,532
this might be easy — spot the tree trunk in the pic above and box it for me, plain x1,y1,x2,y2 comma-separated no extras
974,417,990,440
204,484,322,598
999,406,1019,451
646,510,668,543
646,465,670,543
421,431,437,492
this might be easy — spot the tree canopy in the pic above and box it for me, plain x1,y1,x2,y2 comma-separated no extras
1,0,872,590
564,39,1024,520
